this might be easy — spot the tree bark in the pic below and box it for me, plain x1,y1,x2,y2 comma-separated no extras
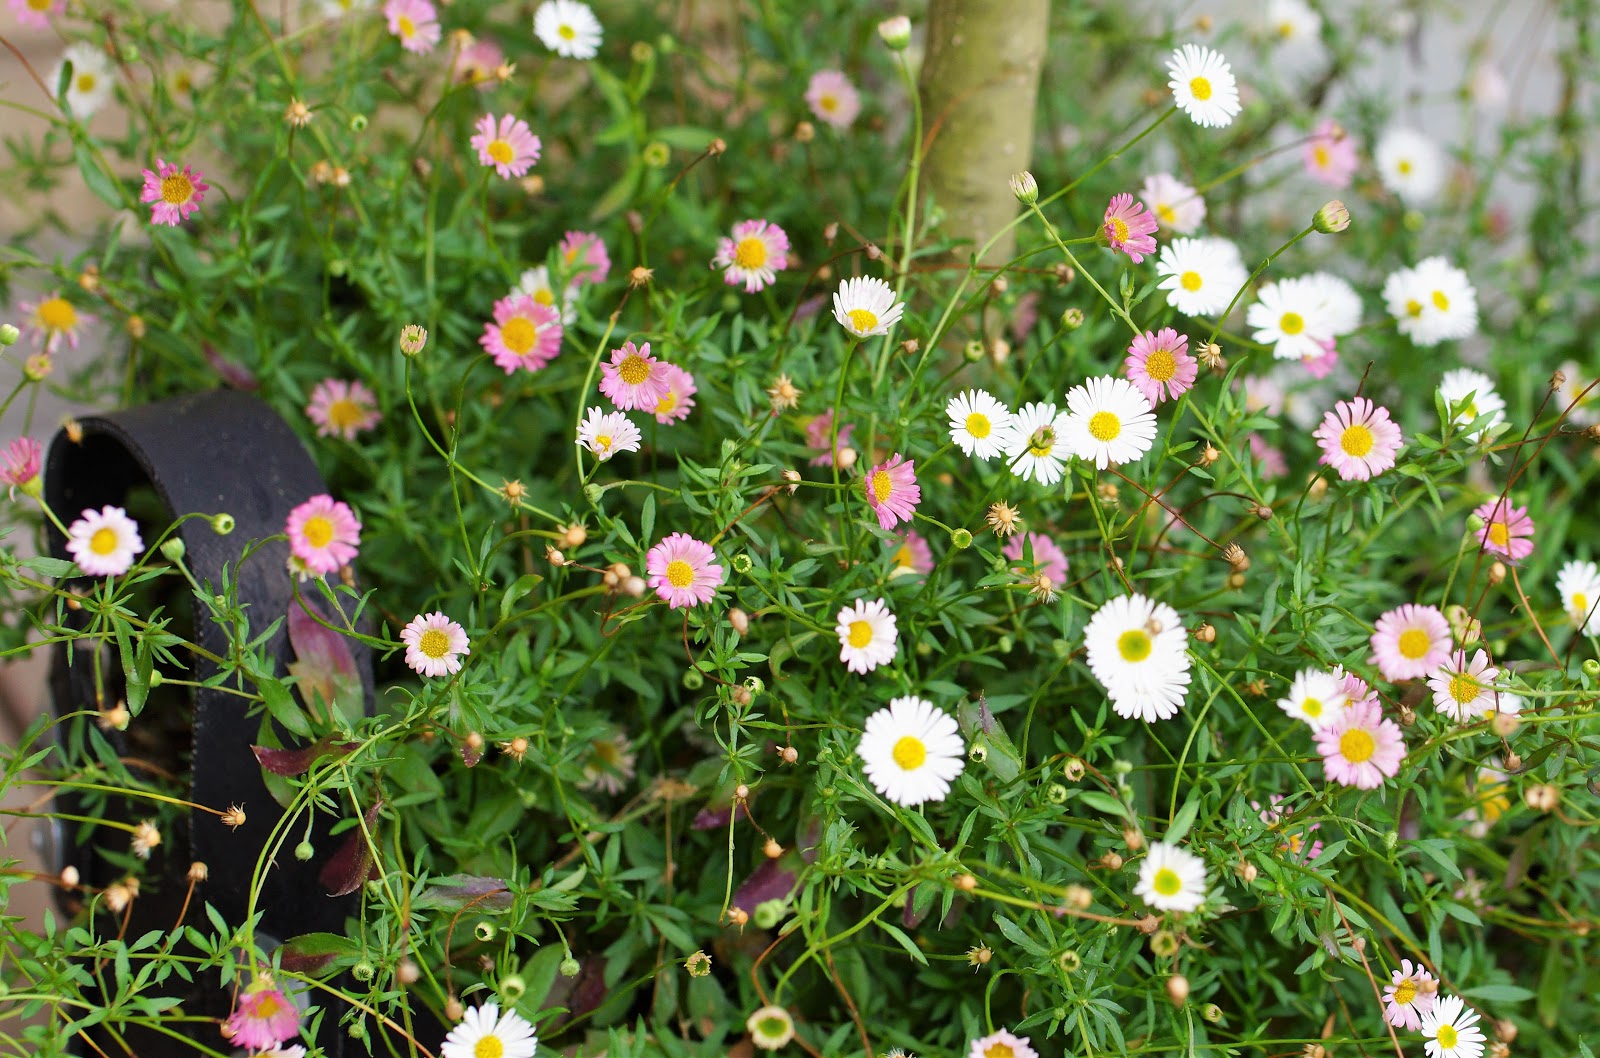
918,0,1050,265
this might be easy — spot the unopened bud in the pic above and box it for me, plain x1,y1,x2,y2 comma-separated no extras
763,838,783,859
1488,561,1506,585
294,840,314,861
1009,171,1039,205
1201,1003,1222,1023
1313,200,1351,234
729,607,750,636
877,15,911,50
159,538,186,563
1046,782,1068,804
211,513,235,535
559,955,580,977
951,527,973,549
955,872,978,891
1150,930,1180,958
0,324,19,346
1236,859,1258,883
1166,974,1190,1006
1063,884,1092,910
1062,307,1085,329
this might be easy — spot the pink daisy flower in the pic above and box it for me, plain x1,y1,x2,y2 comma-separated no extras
1315,699,1406,789
651,364,697,424
20,292,93,353
221,978,300,1051
480,294,563,374
1334,665,1378,708
805,409,855,467
559,230,610,285
384,0,439,53
1103,192,1159,263
1370,603,1452,682
1248,433,1288,479
1003,532,1068,588
470,113,540,179
400,611,470,677
1303,119,1359,189
805,69,860,128
1,437,41,497
888,530,934,576
1472,498,1534,561
1254,794,1323,861
140,159,209,226
1301,338,1339,378
1426,648,1501,722
65,505,144,577
285,494,361,575
863,453,919,531
1124,327,1196,404
8,0,64,30
458,37,505,87
712,219,790,293
1313,396,1403,481
598,341,670,411
305,379,381,440
1381,959,1439,1030
645,532,725,608
968,1029,1038,1058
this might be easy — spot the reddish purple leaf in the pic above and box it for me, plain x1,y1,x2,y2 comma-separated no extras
278,931,359,977
251,736,358,777
733,855,798,913
692,798,752,831
287,600,362,723
415,874,513,913
202,342,259,390
319,800,382,897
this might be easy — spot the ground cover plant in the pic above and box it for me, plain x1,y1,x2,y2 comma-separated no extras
1,1,1599,1056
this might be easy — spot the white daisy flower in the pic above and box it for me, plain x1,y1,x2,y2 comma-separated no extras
1375,127,1447,205
65,505,145,577
1061,375,1157,469
577,406,642,462
515,265,577,325
533,0,603,60
1265,0,1324,59
50,43,115,120
1156,237,1248,317
1556,359,1600,426
1304,271,1362,336
1134,841,1207,912
1383,257,1478,346
1276,668,1348,729
440,1001,538,1058
946,388,1014,460
1003,401,1071,486
1138,172,1206,234
1419,994,1486,1058
1556,559,1600,635
1083,593,1192,722
832,276,904,338
318,0,375,15
857,695,965,806
1166,44,1242,128
836,597,898,674
1247,276,1335,362
1437,368,1506,437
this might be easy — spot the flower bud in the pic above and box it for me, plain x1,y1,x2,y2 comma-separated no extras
682,668,705,690
951,527,973,549
1061,307,1085,329
1046,782,1068,804
499,974,526,1001
159,538,186,563
878,15,911,50
729,608,750,636
955,873,978,891
753,898,787,928
1009,171,1039,205
1201,1003,1223,1023
0,324,19,346
211,513,236,535
474,921,496,942
1150,930,1180,958
963,339,986,362
1057,949,1081,972
24,353,52,381
294,841,314,861
444,997,464,1021
732,553,754,574
559,956,580,977
1313,200,1351,234
1166,973,1190,1006
1584,659,1600,678
352,961,375,982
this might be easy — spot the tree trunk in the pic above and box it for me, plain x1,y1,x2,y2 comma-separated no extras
918,0,1050,265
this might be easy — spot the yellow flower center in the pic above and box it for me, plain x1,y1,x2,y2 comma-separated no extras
1406,299,1424,317
1117,629,1151,662
1313,145,1330,168
1575,592,1590,618
847,308,878,333
1340,423,1374,457
1109,216,1130,243
1488,522,1509,547
1302,697,1323,717
160,171,194,205
665,559,695,588
1144,348,1176,382
302,515,334,549
1339,728,1376,763
1437,1025,1458,1049
1279,312,1305,335
397,14,416,37
36,297,77,332
733,237,767,269
1397,628,1431,660
1152,867,1182,896
487,139,514,165
1277,20,1295,37
870,470,893,504
618,354,651,386
892,545,913,568
593,434,613,452
76,73,97,93
966,412,991,439
983,1045,1015,1058
89,527,119,555
326,398,366,432
1432,290,1450,311
1189,76,1213,101
254,993,282,1018
655,391,677,416
848,619,874,648
558,23,576,40
1459,401,1479,421
891,735,926,770
1088,411,1121,442
1397,159,1414,175
475,1036,505,1058
819,93,839,113
500,317,537,355
1157,203,1176,225
1393,979,1417,1006
1180,271,1203,291
418,628,451,659
532,287,555,306
1448,673,1479,704
27,0,50,8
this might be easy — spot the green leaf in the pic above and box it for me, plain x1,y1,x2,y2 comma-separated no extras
640,493,656,546
654,126,718,152
21,556,76,579
73,138,123,210
875,920,927,965
259,678,312,739
1165,794,1201,845
499,573,543,622
1461,984,1534,1003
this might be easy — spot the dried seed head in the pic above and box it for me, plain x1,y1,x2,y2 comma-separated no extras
1550,369,1567,392
1063,757,1086,782
444,997,464,1022
1253,504,1273,520
1222,543,1247,568
546,546,566,567
1523,783,1559,812
60,865,81,888
131,820,162,860
900,338,920,356
465,732,485,753
78,264,100,292
823,222,839,244
1399,705,1418,727
187,861,208,883
503,737,529,761
1496,1019,1518,1043
1490,709,1520,738
1236,859,1258,883
1064,884,1092,910
685,950,712,977
864,243,883,261
1195,622,1216,643
779,744,799,764
836,446,858,469
734,783,751,801
1501,749,1522,771
732,685,752,706
222,804,247,829
1100,851,1124,871
766,374,801,412
623,575,647,597
1123,827,1145,851
103,882,134,913
1488,561,1507,585
954,873,978,892
1028,573,1057,603
794,120,815,142
284,98,314,127
99,702,130,731
986,501,1023,538
1097,482,1120,507
967,944,992,967
604,561,630,588
561,523,587,549
763,838,783,859
1052,262,1076,284
628,265,654,288
1307,475,1329,501
707,137,726,157
1198,342,1225,370
726,906,749,927
781,469,802,494
1245,679,1268,698
1136,914,1161,934
1200,445,1220,466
